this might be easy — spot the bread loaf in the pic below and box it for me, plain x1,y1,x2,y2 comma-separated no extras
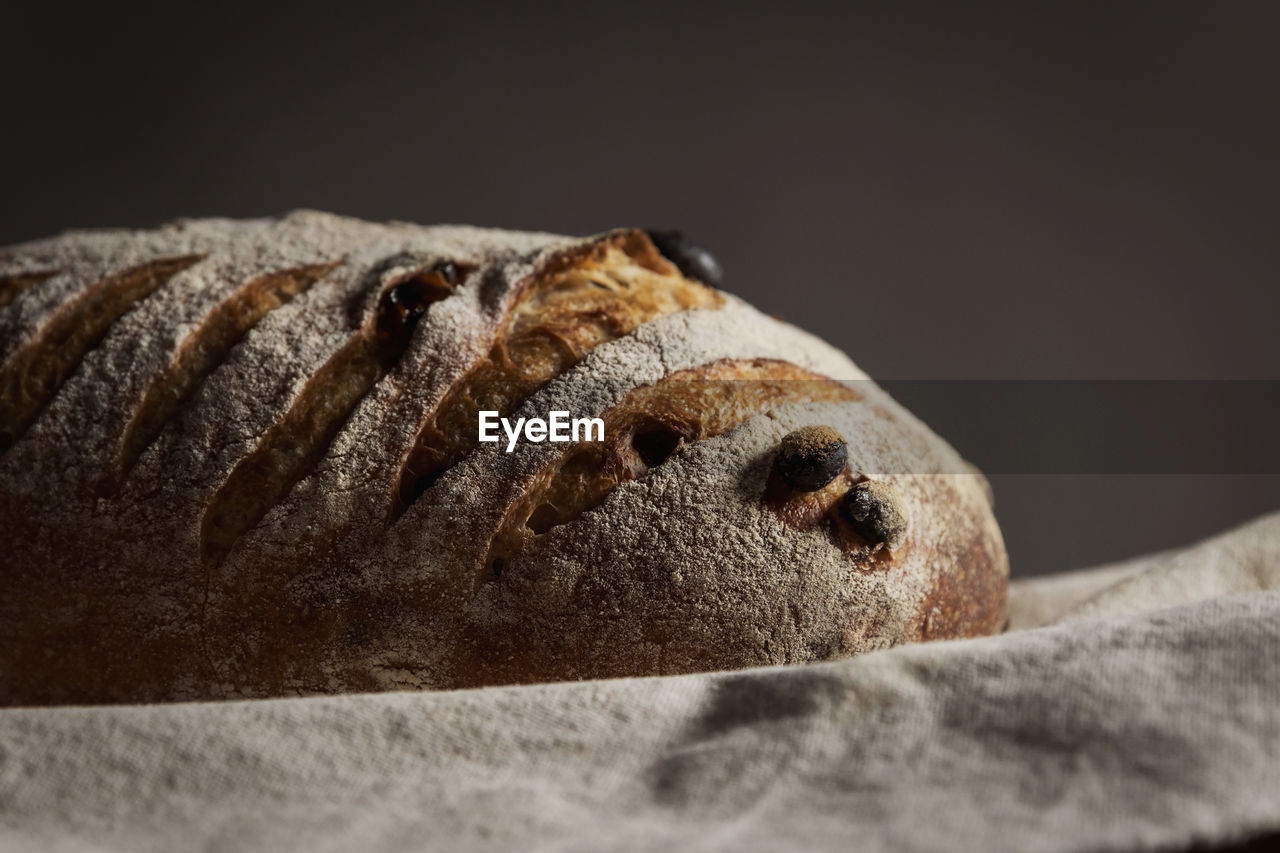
0,212,1007,705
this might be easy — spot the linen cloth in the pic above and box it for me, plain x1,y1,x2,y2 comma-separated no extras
3,513,1279,852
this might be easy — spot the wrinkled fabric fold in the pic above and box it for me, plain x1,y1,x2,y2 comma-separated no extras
3,513,1279,853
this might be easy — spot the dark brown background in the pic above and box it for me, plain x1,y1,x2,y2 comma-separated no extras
4,1,1277,575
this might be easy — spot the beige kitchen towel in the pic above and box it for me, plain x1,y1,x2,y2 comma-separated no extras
2,512,1278,853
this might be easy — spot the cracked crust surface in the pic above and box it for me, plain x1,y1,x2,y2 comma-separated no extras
0,211,1008,705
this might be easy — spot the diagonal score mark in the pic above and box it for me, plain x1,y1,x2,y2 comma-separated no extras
482,359,860,583
197,257,456,575
0,255,203,453
108,260,342,490
393,233,722,516
0,269,59,309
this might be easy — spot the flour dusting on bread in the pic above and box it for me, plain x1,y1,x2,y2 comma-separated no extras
0,212,1006,705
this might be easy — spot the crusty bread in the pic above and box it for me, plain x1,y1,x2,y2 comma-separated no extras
0,211,1007,705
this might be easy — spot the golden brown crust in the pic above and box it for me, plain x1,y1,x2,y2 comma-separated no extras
916,521,1010,641
484,359,860,588
394,235,722,511
0,213,1007,706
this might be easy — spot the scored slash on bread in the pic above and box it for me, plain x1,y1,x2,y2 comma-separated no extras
112,261,341,493
486,361,860,583
0,255,204,452
0,269,58,309
0,211,1008,705
393,234,722,513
